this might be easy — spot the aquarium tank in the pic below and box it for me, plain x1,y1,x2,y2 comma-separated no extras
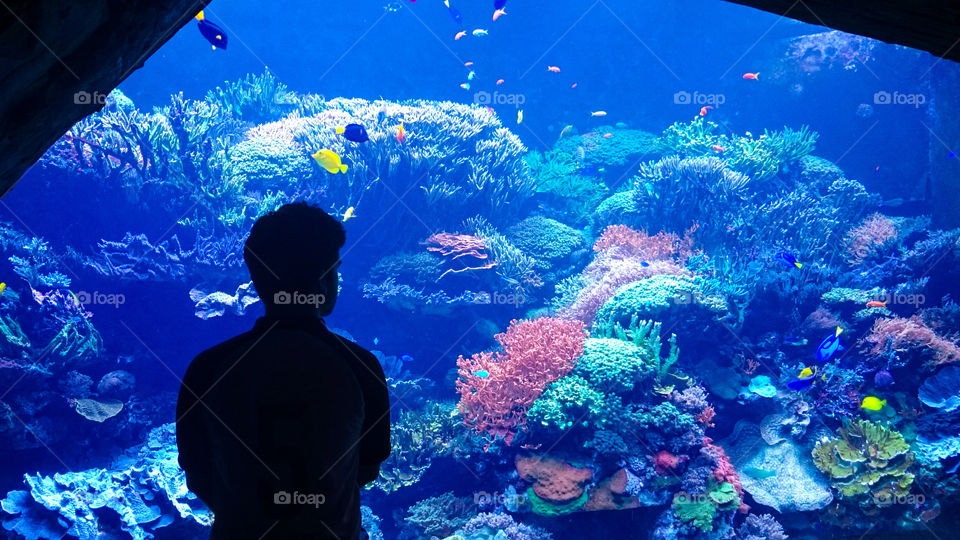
1,0,959,538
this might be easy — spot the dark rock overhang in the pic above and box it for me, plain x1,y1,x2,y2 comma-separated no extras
0,0,210,196
722,0,960,62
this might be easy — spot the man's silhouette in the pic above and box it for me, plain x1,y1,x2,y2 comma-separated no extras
176,202,390,539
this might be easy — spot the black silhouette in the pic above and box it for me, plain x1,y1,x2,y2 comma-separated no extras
176,203,390,539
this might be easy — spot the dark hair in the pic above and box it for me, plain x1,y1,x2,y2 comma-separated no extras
243,202,345,299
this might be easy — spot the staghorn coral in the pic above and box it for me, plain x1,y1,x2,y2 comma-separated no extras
403,491,474,537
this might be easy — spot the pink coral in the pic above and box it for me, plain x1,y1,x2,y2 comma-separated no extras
864,315,960,367
456,318,587,446
653,450,684,475
703,437,748,513
558,225,695,323
424,233,496,279
843,213,897,264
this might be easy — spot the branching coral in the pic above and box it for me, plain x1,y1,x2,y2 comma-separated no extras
863,315,960,368
844,213,898,264
456,318,587,446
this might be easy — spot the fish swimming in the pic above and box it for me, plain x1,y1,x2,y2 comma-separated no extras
815,326,844,363
861,396,886,411
342,206,357,222
311,149,348,174
776,251,802,269
195,11,228,50
336,124,369,143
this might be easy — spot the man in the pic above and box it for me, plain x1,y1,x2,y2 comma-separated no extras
176,202,390,539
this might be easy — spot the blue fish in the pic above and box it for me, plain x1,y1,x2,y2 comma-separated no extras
336,124,369,143
775,251,802,269
640,261,650,267
400,354,414,363
197,17,228,50
816,326,844,363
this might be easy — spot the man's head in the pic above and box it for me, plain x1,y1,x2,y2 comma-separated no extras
244,202,345,317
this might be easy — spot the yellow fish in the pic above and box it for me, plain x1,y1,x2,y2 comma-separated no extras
517,110,524,124
342,206,356,222
0,282,5,296
311,149,348,174
798,366,816,379
860,396,886,411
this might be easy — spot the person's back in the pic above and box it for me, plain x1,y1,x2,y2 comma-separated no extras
176,203,390,539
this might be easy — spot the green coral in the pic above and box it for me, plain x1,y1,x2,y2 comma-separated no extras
224,135,313,194
527,374,622,432
506,216,585,262
594,317,679,381
594,274,727,328
205,70,298,123
811,419,915,506
672,480,741,532
658,117,817,181
524,150,607,217
554,127,660,167
573,337,653,392
526,487,589,516
591,190,642,229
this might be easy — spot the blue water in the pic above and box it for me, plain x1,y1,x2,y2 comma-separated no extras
1,0,959,538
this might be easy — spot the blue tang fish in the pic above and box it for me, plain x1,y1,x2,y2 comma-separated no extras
776,251,802,269
816,326,844,363
336,124,369,143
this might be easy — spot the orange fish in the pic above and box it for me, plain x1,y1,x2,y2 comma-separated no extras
492,8,506,21
547,66,561,73
603,133,613,138
455,31,467,40
711,145,726,152
743,72,759,80
396,123,405,143
496,79,505,85
866,300,887,308
699,105,713,116
464,61,474,67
